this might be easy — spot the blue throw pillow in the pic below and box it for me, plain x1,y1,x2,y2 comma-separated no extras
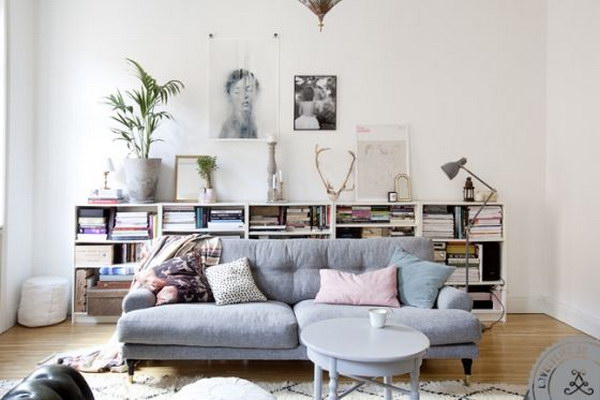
389,248,455,309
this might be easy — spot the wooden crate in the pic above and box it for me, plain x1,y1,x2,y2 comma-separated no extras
86,288,129,316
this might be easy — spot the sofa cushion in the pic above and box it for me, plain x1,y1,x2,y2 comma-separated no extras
205,257,267,306
314,266,400,307
117,300,298,349
293,299,481,346
389,248,455,308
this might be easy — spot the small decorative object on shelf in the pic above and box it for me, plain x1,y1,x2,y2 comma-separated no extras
196,155,218,203
103,158,115,190
394,173,412,202
388,192,397,202
105,59,184,203
266,137,284,202
463,177,475,202
314,144,356,201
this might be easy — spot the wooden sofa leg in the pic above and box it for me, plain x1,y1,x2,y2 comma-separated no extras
461,359,473,386
127,359,137,384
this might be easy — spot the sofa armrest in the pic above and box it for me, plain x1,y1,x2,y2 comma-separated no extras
122,288,156,313
436,286,472,311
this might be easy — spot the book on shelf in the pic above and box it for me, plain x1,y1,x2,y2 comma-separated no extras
467,205,502,239
423,206,454,238
95,280,132,289
77,208,109,241
163,206,196,231
99,263,137,276
111,211,152,240
88,188,125,204
336,205,414,225
98,274,135,282
390,204,416,224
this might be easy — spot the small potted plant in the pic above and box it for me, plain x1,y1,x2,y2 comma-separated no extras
196,155,218,203
105,59,184,203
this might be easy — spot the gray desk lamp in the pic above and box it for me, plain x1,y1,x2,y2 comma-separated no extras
441,158,497,291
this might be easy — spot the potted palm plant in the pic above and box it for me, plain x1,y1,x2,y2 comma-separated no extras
105,59,184,203
196,155,218,203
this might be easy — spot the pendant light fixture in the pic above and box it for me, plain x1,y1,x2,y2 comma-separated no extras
298,0,345,31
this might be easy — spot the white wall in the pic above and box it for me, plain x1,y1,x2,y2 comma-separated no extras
0,0,35,333
546,0,600,338
30,1,548,312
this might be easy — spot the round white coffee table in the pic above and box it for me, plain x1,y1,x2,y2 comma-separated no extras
301,317,430,400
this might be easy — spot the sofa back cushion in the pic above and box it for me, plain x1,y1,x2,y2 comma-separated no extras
219,237,433,304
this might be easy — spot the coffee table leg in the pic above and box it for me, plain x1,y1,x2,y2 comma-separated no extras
328,358,338,400
383,376,392,400
410,358,422,400
314,364,322,400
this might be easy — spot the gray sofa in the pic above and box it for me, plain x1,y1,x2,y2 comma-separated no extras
117,238,481,381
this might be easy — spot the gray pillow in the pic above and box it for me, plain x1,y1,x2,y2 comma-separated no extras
205,257,267,306
389,248,455,309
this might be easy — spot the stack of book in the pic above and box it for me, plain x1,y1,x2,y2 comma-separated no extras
361,227,386,238
468,206,503,240
77,209,108,241
446,243,481,283
207,208,244,230
111,211,150,240
310,205,329,230
423,206,454,238
351,206,371,222
87,188,125,204
371,206,390,222
390,205,415,224
250,207,285,231
286,207,311,230
96,263,136,289
335,206,353,224
163,206,196,231
389,227,415,237
433,242,447,263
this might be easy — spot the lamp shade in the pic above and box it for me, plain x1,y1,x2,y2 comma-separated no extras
441,157,467,180
104,158,115,173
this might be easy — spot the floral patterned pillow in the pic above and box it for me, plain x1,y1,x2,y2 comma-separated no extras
135,252,213,306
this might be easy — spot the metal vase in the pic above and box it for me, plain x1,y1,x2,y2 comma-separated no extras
123,158,161,203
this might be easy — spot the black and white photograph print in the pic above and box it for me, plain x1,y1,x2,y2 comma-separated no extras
209,37,279,140
294,75,337,131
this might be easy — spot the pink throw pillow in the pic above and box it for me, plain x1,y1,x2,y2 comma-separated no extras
314,266,400,307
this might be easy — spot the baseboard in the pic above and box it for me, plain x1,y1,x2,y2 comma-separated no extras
507,296,547,313
543,297,600,339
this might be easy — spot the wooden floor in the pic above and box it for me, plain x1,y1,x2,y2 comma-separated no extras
0,314,585,384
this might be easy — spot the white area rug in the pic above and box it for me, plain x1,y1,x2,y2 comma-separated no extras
0,374,526,399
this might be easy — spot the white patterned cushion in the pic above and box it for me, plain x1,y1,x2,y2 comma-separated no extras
205,257,267,305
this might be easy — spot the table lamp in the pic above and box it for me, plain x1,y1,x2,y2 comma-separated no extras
441,158,497,291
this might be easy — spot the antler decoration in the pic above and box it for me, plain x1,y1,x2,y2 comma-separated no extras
298,0,345,31
315,145,356,201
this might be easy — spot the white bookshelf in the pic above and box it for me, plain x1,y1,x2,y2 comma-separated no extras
72,200,506,323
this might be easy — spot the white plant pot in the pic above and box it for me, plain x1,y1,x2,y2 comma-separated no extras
199,188,217,203
123,158,161,203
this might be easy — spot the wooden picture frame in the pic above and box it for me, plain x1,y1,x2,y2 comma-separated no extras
174,155,202,202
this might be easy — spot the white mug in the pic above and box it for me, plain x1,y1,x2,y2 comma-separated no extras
369,308,391,328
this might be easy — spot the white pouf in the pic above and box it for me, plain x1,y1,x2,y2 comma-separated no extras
172,377,275,400
18,276,69,327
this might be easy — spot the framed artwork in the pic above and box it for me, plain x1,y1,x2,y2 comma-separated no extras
174,155,202,202
294,75,337,131
209,36,280,140
355,124,410,201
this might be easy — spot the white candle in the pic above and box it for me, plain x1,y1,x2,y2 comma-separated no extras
267,135,276,143
272,174,277,189
278,170,283,182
